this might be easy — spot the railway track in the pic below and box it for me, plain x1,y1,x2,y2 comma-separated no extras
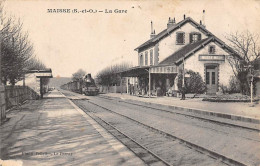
97,95,260,133
75,102,171,166
71,98,247,166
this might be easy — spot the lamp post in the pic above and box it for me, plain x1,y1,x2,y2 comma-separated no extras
245,64,254,106
248,64,254,105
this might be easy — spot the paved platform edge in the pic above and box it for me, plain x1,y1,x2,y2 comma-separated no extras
60,92,145,165
101,94,260,124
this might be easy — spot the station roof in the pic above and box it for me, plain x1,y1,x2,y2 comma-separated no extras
120,66,150,77
119,64,178,77
134,17,213,51
27,69,53,78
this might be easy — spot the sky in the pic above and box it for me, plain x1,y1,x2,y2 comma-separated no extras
3,0,260,78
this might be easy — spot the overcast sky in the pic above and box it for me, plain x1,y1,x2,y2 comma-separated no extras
4,0,260,77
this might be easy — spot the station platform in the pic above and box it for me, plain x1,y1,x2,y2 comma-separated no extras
0,90,145,166
101,93,260,122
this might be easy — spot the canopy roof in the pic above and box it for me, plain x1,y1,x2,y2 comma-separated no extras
119,64,178,77
27,69,53,78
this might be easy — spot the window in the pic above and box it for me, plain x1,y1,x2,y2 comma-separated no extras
176,32,185,44
190,33,201,43
150,49,153,65
209,45,216,54
140,54,143,66
206,72,210,84
145,51,148,65
212,72,215,85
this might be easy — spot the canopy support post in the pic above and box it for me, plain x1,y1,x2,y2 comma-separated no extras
149,68,151,98
120,74,123,95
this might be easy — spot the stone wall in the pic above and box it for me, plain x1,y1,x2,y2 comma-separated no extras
0,85,6,122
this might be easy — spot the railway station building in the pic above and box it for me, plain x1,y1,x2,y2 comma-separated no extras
121,15,240,96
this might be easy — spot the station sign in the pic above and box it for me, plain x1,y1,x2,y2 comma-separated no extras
35,72,53,78
199,55,225,61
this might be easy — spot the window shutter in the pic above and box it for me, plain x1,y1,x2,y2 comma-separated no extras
176,32,185,44
198,34,201,41
190,33,193,43
183,33,185,44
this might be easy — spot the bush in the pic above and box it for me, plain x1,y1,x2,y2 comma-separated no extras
177,70,206,94
228,76,240,94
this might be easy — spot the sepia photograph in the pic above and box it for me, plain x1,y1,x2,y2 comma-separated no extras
0,0,259,165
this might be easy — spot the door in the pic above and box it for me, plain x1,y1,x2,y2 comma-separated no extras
206,65,218,94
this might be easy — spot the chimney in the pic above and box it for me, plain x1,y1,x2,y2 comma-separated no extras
184,14,186,20
150,21,156,38
151,21,153,34
167,17,175,29
202,10,206,27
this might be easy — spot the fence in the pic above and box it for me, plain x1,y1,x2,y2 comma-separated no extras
5,86,39,110
99,85,127,93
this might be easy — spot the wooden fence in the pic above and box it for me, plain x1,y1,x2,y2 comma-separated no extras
5,86,39,110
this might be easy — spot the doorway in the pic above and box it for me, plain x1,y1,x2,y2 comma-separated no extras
205,65,218,94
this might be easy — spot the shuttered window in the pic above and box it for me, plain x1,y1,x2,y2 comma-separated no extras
150,49,153,65
145,51,148,65
140,54,143,66
176,32,185,44
209,45,216,54
190,33,201,43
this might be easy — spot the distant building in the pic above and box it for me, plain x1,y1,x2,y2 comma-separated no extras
16,69,53,98
122,15,240,95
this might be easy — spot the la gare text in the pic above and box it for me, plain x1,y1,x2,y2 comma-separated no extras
47,9,127,14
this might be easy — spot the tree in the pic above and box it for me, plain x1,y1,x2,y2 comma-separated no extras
72,69,86,81
225,31,260,95
96,62,132,87
0,2,35,85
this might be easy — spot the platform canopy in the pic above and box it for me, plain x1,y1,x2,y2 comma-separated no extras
120,66,150,77
27,69,53,78
150,64,177,74
119,64,178,77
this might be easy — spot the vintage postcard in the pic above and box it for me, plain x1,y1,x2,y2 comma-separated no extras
0,0,259,166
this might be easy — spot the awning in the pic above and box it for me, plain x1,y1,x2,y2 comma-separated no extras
27,69,53,78
150,64,177,74
120,66,150,77
119,64,177,77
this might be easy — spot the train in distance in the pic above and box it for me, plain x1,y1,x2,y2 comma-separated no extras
61,73,99,96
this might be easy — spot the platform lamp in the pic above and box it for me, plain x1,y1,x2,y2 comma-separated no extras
246,64,254,106
181,56,190,100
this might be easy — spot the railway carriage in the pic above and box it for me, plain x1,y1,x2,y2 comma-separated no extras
61,73,99,95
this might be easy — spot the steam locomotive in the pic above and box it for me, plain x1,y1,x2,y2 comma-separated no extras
61,73,99,96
